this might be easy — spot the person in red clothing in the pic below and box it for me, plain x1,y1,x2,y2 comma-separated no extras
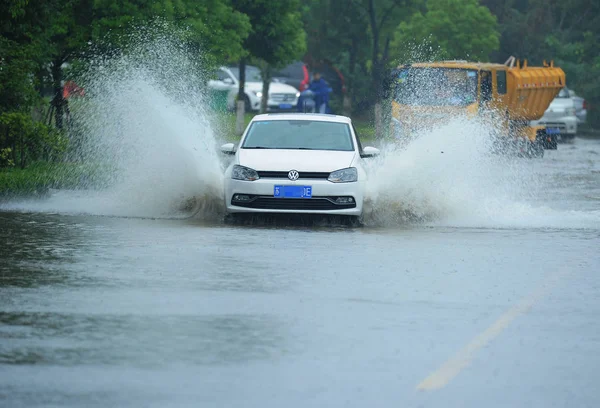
63,81,85,99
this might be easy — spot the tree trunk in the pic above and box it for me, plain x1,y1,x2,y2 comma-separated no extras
345,35,358,117
236,58,247,135
260,64,272,114
51,58,64,130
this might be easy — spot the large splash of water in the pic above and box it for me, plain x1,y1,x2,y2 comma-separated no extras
3,25,225,219
362,115,600,230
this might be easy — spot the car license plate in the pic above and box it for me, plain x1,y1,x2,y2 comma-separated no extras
279,103,293,109
546,127,560,134
274,185,312,198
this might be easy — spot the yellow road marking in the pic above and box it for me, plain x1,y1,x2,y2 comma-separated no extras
416,269,569,391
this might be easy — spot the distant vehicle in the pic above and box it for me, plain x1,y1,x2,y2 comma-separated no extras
272,61,310,92
390,58,566,157
208,65,300,112
531,87,578,140
219,113,380,221
274,60,347,98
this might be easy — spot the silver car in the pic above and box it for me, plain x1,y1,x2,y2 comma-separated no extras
531,87,578,140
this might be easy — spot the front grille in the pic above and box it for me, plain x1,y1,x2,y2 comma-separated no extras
257,171,330,179
537,121,567,130
271,93,296,102
232,195,356,210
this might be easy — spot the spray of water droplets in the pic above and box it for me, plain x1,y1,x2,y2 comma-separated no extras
359,42,600,230
3,23,226,219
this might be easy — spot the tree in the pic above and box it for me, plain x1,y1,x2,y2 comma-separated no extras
92,0,250,66
254,6,306,113
232,0,307,133
302,0,416,136
392,0,500,62
481,0,599,127
302,0,372,115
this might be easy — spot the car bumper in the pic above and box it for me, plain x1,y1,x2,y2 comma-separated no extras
224,178,365,216
531,116,578,135
248,95,299,112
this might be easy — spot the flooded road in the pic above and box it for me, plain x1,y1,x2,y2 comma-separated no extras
1,138,600,408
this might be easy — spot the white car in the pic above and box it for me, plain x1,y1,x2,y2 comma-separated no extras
531,87,578,140
208,65,300,112
220,113,380,220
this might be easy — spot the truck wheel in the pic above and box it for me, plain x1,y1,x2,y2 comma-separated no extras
537,130,557,150
528,140,544,158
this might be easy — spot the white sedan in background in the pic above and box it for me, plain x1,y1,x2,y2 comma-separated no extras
220,113,380,220
208,65,300,112
531,87,578,140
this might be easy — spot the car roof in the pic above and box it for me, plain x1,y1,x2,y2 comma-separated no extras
250,113,352,124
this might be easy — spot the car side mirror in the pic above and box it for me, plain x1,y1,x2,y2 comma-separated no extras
222,78,234,85
220,143,236,155
361,146,380,158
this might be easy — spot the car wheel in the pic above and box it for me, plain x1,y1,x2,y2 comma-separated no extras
526,139,544,158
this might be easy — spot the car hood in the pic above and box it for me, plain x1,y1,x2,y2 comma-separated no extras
238,149,357,172
245,82,299,94
547,98,574,111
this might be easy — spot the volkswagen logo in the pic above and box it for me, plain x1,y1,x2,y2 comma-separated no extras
288,170,299,181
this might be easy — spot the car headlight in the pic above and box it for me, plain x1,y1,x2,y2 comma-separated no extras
232,165,259,181
253,91,263,98
328,167,358,183
295,92,301,98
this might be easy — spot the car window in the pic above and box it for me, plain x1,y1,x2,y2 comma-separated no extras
228,66,263,82
557,88,570,98
217,70,231,81
496,70,507,94
242,120,355,151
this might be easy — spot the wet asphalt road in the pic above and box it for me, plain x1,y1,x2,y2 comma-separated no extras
1,138,600,407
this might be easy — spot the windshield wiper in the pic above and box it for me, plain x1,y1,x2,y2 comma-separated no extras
243,146,272,149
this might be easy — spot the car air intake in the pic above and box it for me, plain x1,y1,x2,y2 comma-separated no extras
256,171,330,179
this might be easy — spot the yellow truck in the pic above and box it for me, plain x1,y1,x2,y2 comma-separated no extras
389,58,566,157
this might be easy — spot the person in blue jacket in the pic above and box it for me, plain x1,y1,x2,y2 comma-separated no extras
308,71,332,113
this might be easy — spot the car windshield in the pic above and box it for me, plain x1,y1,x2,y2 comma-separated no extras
242,120,354,151
557,88,570,98
228,66,263,82
394,67,478,106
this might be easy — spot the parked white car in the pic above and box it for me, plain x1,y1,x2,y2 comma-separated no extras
531,87,578,140
208,65,300,112
220,113,380,220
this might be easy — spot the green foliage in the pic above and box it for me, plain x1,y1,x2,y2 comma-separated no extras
92,0,251,65
0,161,112,197
234,0,306,66
480,0,600,126
393,0,500,61
546,31,600,127
302,0,417,112
0,112,68,169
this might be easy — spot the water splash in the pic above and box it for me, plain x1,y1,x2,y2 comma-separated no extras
3,23,225,219
362,115,600,230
